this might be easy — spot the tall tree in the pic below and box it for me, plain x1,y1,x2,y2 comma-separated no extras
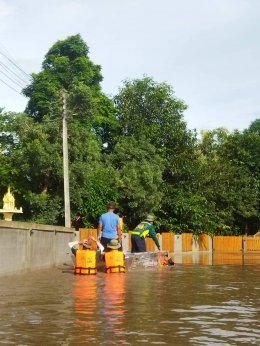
114,77,200,231
221,120,260,233
198,125,260,235
23,34,102,120
0,35,118,225
23,34,116,148
110,137,165,227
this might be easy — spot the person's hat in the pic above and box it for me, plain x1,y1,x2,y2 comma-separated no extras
145,214,155,222
107,239,121,249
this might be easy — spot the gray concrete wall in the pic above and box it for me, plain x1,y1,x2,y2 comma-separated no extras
0,220,75,276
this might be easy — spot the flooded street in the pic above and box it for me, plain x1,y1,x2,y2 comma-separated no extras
0,255,260,345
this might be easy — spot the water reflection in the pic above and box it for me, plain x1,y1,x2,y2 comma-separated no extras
0,255,259,345
73,273,127,344
74,275,98,338
173,252,260,265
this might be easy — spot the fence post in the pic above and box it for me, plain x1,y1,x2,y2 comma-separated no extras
242,236,246,252
122,233,129,252
174,234,182,253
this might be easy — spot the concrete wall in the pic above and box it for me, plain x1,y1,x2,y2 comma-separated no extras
0,220,75,276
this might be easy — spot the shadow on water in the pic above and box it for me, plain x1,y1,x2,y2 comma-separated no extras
0,253,259,345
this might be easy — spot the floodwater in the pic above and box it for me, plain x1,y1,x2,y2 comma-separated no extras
0,254,260,346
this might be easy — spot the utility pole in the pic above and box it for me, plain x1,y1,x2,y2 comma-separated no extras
62,91,71,228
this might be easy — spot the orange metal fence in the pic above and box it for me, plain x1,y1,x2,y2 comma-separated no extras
162,232,174,252
199,234,211,251
244,237,260,251
182,233,193,252
78,230,260,253
146,237,156,251
213,236,243,252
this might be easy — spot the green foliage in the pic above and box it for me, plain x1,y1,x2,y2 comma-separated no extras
23,34,102,121
110,137,165,227
198,125,260,235
69,160,119,227
115,77,214,233
25,192,62,225
0,111,63,223
114,76,188,148
158,187,218,234
0,37,259,234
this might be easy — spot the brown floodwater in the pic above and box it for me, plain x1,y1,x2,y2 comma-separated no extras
0,253,260,345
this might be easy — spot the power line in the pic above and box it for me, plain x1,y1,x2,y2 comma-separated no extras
0,61,29,85
0,68,25,89
0,43,31,96
0,77,21,94
0,49,31,80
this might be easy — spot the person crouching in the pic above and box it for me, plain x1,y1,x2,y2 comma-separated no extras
69,237,104,275
105,239,125,273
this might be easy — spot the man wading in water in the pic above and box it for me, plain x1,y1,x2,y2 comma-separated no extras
97,202,122,251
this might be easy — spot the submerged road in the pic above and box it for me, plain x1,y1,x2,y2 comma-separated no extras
0,254,260,345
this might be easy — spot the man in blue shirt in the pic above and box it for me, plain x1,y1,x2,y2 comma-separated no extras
97,202,122,251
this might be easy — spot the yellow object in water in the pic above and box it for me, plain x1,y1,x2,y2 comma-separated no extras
75,250,97,275
105,250,125,273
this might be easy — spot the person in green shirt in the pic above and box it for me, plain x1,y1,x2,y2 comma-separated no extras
131,214,160,252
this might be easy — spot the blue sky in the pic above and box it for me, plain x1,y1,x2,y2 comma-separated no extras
0,0,259,132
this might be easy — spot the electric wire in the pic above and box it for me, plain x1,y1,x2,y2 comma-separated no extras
0,61,29,85
0,49,31,80
0,77,21,94
0,68,25,89
0,43,31,97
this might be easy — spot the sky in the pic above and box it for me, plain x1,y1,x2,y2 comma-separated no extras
0,0,259,132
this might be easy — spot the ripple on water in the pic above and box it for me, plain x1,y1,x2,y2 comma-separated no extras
0,266,259,345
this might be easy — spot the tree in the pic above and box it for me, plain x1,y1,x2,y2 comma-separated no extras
23,34,102,120
198,125,259,235
110,137,165,227
2,35,258,232
23,34,116,148
0,110,63,223
113,77,200,231
221,120,260,233
0,35,118,225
